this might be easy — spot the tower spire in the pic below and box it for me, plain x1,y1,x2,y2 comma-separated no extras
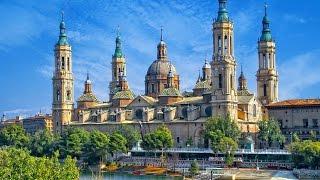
160,26,163,41
113,26,124,58
217,0,229,22
260,3,272,42
57,11,69,46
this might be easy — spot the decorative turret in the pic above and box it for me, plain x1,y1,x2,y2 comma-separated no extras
167,64,174,88
260,4,273,42
84,72,92,94
119,71,129,91
157,27,167,60
113,29,124,58
238,66,248,91
202,58,211,81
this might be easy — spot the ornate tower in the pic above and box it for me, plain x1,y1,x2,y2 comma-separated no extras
211,0,238,119
109,29,126,101
238,67,248,91
256,4,278,106
52,13,74,133
202,59,211,82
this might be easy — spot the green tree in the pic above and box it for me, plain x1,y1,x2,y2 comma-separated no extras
141,125,173,151
310,130,317,142
109,132,127,157
189,159,199,177
29,130,59,157
258,119,285,148
292,132,300,143
289,140,320,169
117,125,141,150
84,130,110,164
59,128,90,159
0,147,79,180
0,125,29,148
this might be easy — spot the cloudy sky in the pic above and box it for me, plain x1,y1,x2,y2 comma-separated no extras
1,0,320,118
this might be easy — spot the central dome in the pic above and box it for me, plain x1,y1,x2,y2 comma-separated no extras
147,60,177,76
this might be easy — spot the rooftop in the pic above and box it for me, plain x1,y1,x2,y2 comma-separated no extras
267,99,320,108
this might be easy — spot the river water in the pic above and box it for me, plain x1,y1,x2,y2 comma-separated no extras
80,172,183,180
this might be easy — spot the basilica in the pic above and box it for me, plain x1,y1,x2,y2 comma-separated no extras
52,0,279,147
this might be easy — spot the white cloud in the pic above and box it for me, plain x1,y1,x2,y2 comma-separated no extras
283,14,307,24
279,49,320,99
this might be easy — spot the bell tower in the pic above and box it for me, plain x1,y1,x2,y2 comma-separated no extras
109,28,126,101
256,4,278,106
52,12,74,133
211,0,238,119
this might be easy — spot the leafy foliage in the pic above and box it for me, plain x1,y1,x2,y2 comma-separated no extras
258,119,285,148
189,159,199,177
289,140,320,169
0,147,79,180
84,130,109,164
0,125,30,148
29,130,58,157
141,125,173,151
59,128,90,159
117,125,141,150
109,132,127,156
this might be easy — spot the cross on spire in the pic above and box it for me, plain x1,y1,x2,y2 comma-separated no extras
160,26,163,41
116,25,120,37
264,2,268,16
61,11,64,21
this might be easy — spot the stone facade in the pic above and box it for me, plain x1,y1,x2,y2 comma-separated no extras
267,99,320,141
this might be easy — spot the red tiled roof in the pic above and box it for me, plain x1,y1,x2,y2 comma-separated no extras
267,99,320,108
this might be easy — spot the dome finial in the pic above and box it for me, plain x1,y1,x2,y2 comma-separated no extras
217,0,229,22
160,26,163,41
57,11,69,46
264,2,268,17
61,11,64,22
114,26,124,58
86,70,89,81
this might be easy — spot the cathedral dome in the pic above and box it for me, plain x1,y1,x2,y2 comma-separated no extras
147,60,177,76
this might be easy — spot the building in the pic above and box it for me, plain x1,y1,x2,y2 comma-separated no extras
52,0,283,147
22,114,53,134
0,115,23,129
267,99,320,141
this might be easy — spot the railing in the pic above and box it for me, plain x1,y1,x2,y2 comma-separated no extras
131,147,291,155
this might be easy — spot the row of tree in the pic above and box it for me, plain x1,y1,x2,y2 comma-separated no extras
0,124,140,164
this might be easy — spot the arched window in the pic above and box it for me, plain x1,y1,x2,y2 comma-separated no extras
57,90,60,101
230,74,233,89
218,36,222,54
66,90,71,101
263,84,267,96
230,36,233,55
263,54,267,69
151,84,155,93
224,35,228,54
67,57,70,71
218,74,222,89
61,57,65,70
135,109,143,119
253,104,257,117
205,106,212,117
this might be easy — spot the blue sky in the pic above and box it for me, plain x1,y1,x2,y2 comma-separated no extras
1,0,320,118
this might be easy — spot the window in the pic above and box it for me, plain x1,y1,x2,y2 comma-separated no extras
218,36,222,54
303,119,308,128
205,106,212,117
151,84,155,93
313,119,318,128
230,74,233,89
263,54,267,68
230,36,232,55
224,35,228,53
56,90,60,101
253,104,257,117
263,84,267,96
67,57,70,71
61,57,65,70
135,109,143,119
219,74,222,89
67,90,71,100
177,137,180,144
